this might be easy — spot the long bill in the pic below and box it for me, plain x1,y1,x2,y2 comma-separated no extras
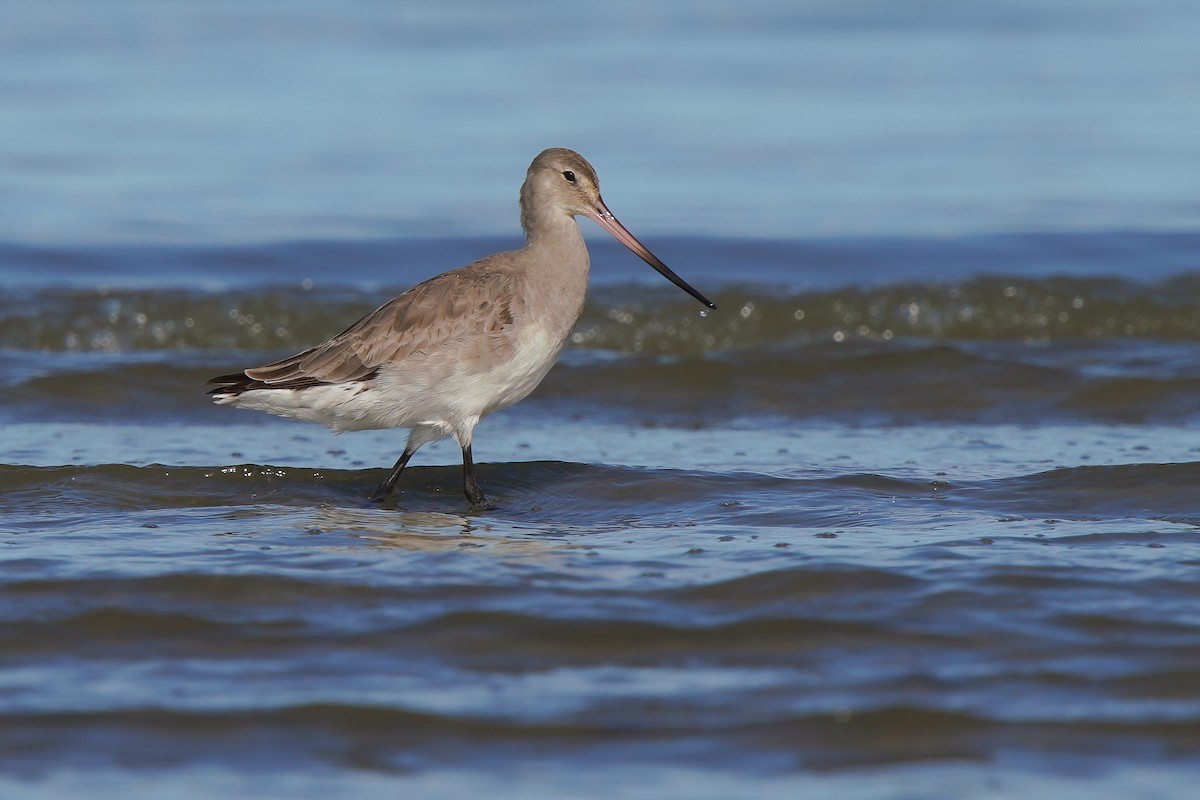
587,198,716,309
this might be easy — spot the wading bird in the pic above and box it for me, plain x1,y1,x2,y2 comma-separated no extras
208,148,714,508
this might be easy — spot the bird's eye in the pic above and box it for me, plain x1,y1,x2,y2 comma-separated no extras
562,170,576,183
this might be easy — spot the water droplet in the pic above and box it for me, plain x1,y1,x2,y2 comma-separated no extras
698,309,708,318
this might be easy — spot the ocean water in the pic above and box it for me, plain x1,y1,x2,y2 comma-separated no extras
3,2,1200,799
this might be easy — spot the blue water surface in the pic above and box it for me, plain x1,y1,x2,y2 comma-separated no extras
2,0,1198,246
3,5,1200,800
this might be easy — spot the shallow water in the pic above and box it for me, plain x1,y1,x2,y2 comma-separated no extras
4,252,1200,798
4,1,1200,798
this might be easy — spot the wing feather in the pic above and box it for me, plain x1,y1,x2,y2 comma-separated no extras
210,262,522,394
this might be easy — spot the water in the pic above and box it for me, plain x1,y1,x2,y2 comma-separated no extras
3,2,1200,799
4,1,1199,243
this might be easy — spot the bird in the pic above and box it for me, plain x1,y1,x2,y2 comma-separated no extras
207,148,715,508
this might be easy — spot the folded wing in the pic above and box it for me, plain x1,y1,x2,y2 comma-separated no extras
208,266,520,395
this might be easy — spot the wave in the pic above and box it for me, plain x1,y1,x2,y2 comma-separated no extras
5,338,1198,424
3,701,1195,780
6,274,1200,355
3,460,1197,522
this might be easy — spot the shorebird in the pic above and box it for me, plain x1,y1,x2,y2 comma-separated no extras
208,148,715,508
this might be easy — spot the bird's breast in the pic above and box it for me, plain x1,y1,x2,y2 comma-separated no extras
473,317,571,415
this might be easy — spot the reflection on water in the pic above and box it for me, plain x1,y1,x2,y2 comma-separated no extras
2,421,1199,798
308,506,576,557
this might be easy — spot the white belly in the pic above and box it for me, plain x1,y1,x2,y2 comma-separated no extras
217,323,569,437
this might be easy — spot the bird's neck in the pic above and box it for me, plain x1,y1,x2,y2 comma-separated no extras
518,212,591,333
522,211,590,278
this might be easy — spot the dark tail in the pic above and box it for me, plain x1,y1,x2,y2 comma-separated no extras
207,371,327,396
206,372,253,397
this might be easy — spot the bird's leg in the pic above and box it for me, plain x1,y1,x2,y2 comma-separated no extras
461,444,491,509
370,448,415,501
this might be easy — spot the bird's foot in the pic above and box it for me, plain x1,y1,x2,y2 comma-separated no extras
464,483,493,510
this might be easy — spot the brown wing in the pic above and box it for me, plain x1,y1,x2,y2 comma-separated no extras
208,263,520,394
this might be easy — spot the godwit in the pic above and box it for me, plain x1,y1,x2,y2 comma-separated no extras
208,148,715,508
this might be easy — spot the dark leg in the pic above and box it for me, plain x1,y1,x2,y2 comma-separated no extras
370,448,415,501
461,445,491,508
